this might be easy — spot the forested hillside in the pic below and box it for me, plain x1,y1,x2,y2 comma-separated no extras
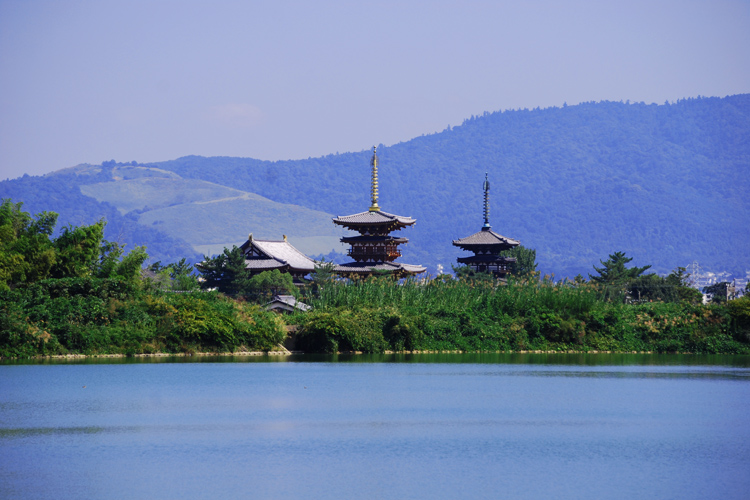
2,95,748,277
152,95,750,276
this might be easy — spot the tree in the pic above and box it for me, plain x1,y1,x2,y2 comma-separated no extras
195,246,251,295
665,267,703,304
247,269,296,301
0,199,58,289
311,257,336,283
500,245,538,277
589,251,651,301
590,251,651,285
309,257,337,295
0,199,149,289
624,266,703,304
51,221,106,279
168,258,199,291
628,274,670,302
704,282,734,304
147,258,199,291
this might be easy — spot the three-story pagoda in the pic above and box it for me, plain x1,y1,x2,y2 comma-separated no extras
453,173,520,279
332,147,425,278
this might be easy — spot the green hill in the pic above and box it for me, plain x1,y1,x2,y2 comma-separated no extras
78,167,346,256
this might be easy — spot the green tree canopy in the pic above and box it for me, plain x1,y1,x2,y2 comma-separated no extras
500,245,538,277
0,199,147,290
0,199,58,289
704,281,734,303
196,246,251,295
247,269,296,300
589,251,651,285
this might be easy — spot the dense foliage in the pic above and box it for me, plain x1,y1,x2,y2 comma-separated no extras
0,279,285,358
290,276,750,355
0,201,285,358
195,246,297,300
0,199,147,290
2,201,748,359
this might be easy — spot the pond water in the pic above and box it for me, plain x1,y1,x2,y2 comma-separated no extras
2,354,749,499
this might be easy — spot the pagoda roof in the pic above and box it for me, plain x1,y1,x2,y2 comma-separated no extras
452,228,520,248
340,235,409,244
456,255,517,264
333,261,426,276
240,238,316,273
332,210,415,228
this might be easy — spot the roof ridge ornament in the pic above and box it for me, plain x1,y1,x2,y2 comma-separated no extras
369,146,380,212
482,172,491,230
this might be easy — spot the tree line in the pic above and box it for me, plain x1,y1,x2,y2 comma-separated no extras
2,199,749,358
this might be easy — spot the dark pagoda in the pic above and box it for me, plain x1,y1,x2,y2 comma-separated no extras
453,173,520,279
332,147,425,278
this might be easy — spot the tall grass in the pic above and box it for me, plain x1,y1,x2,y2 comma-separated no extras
292,277,750,355
310,276,600,319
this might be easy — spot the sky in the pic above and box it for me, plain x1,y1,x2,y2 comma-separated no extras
1,0,749,179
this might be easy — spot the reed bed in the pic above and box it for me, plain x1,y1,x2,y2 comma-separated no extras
292,277,750,355
310,276,599,319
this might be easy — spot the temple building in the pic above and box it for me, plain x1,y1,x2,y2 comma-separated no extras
332,147,425,278
452,173,520,279
239,234,316,284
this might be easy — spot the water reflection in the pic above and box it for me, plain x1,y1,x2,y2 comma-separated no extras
5,352,750,367
2,355,749,500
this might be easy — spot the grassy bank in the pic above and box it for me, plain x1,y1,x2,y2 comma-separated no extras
290,277,750,355
0,277,285,358
3,276,749,359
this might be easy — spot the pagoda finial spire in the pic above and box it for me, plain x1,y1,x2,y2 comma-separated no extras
369,146,380,212
482,172,491,230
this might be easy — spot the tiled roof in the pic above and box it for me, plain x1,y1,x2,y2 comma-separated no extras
244,258,287,270
332,210,415,226
265,294,312,312
333,261,426,275
241,238,317,272
340,235,409,244
452,229,520,248
456,255,517,264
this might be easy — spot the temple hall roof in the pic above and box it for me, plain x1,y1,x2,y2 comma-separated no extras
240,238,316,273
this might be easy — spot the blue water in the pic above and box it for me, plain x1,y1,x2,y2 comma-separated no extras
2,354,750,499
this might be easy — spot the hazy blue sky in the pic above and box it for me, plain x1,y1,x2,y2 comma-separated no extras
1,0,748,179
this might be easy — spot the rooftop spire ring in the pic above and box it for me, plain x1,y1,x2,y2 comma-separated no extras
369,146,380,212
482,172,491,230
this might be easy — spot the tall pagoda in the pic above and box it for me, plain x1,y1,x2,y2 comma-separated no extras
332,147,425,278
452,173,520,279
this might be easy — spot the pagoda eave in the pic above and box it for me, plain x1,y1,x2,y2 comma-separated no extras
341,235,409,244
456,255,517,265
333,261,426,278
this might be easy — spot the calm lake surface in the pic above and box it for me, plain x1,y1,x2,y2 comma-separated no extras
2,353,750,499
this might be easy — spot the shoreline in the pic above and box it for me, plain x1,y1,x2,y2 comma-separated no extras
4,349,722,361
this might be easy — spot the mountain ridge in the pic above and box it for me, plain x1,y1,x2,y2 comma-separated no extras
1,94,748,277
